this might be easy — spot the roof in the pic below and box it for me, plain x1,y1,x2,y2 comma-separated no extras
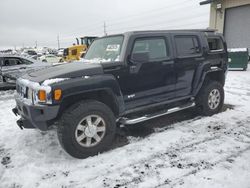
121,29,217,37
94,29,219,41
200,0,216,5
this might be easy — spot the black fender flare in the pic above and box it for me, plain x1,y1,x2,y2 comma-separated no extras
51,74,125,115
193,66,225,96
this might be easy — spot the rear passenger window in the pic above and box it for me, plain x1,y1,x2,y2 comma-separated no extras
132,38,168,61
207,38,224,52
175,36,200,57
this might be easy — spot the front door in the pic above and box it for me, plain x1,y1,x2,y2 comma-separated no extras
118,36,176,108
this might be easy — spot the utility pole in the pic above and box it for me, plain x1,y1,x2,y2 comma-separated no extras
104,21,107,36
57,34,60,49
35,41,37,49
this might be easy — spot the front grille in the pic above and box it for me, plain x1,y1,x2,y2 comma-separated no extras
16,83,28,98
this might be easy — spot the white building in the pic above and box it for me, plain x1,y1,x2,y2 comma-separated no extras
200,0,250,49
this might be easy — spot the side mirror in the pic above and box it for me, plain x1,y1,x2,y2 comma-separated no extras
129,52,149,65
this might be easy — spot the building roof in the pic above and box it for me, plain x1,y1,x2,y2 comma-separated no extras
200,0,216,5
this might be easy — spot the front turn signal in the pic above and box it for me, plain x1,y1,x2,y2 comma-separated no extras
38,90,46,101
54,89,62,101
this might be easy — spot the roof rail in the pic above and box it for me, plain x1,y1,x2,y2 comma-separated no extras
189,29,217,32
130,29,218,33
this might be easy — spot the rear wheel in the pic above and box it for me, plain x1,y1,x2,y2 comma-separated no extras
196,81,224,116
57,100,116,159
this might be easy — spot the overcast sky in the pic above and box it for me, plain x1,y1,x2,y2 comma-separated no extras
0,0,210,49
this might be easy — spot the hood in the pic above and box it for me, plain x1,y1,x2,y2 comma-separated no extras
22,62,103,83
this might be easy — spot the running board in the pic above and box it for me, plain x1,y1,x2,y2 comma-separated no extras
119,102,195,125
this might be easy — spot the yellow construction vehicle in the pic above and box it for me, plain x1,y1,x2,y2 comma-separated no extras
62,36,97,62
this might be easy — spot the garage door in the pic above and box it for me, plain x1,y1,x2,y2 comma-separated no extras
224,5,250,49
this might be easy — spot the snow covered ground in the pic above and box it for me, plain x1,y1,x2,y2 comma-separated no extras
0,70,250,188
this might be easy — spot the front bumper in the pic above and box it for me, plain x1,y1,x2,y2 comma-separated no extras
13,94,59,131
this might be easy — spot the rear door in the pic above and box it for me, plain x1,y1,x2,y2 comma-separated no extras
172,34,204,97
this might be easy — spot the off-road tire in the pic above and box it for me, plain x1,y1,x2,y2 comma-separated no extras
196,81,224,116
57,100,116,159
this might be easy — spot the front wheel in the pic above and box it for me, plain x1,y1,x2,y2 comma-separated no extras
196,81,224,116
57,100,116,159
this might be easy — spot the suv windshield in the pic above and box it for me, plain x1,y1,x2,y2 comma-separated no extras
84,36,123,63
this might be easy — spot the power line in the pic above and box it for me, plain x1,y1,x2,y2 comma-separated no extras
104,0,192,24
105,1,201,28
106,13,208,33
58,0,201,39
37,14,209,47
30,0,208,47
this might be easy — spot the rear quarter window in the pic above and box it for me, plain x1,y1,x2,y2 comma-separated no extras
207,37,224,52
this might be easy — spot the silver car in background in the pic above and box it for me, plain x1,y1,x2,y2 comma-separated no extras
0,55,53,89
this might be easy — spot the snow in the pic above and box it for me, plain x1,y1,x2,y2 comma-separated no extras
1,70,250,188
42,78,69,86
82,56,120,63
18,78,51,93
227,48,248,52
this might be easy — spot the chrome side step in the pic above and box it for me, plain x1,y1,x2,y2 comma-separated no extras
119,102,195,125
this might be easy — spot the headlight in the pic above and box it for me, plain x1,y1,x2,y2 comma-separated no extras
18,78,62,105
33,88,52,105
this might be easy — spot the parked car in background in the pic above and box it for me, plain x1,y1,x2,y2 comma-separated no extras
0,55,53,88
21,49,37,57
57,48,64,57
39,54,61,64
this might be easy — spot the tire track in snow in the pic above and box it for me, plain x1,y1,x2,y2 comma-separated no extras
157,145,250,188
91,118,250,188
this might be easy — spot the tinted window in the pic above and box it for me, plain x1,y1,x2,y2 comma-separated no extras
207,37,224,52
132,38,168,61
71,49,77,56
175,36,200,56
4,58,24,66
63,48,69,56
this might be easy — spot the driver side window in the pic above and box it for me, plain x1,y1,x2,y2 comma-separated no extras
132,38,169,61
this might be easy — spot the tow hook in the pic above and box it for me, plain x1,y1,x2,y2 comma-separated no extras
16,119,24,130
12,107,19,116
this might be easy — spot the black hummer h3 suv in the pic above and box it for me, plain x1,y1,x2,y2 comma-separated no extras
12,30,228,158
